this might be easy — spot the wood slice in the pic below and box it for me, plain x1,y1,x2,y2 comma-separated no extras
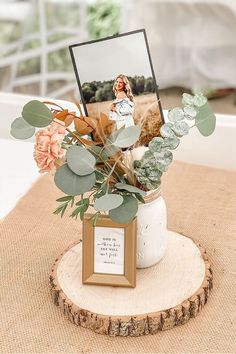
50,231,213,336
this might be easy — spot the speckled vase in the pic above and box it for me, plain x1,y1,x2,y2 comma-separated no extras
136,188,168,268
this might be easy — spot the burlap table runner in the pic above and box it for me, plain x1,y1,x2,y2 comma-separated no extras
0,161,235,353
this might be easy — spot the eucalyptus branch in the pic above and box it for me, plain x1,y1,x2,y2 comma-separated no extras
104,154,123,185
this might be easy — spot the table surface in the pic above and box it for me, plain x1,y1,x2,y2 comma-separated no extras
0,162,235,352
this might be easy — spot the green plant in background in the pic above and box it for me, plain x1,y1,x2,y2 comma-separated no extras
10,92,216,224
87,0,120,39
0,0,120,94
82,76,156,104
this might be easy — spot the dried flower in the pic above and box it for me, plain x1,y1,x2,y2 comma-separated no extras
34,119,66,174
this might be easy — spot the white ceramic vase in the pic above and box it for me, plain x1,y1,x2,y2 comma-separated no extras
136,190,168,268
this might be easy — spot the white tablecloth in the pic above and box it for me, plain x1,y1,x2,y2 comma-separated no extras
124,0,236,89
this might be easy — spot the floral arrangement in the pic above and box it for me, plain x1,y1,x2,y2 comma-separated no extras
10,93,215,224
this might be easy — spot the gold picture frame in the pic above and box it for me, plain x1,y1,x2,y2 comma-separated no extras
82,214,137,288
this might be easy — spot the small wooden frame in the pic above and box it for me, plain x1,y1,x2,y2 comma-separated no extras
82,214,136,288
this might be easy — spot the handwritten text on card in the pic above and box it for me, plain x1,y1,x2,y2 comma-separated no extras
94,227,124,275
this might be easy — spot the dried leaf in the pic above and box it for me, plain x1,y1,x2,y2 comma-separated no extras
64,114,75,127
84,116,98,129
74,118,93,135
54,109,69,121
93,112,115,142
100,112,109,128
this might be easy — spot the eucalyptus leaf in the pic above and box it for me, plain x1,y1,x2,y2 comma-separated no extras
184,106,198,120
108,126,125,143
115,183,146,196
146,168,162,183
54,164,95,196
105,144,120,157
22,100,53,127
89,146,109,161
135,193,145,204
193,94,207,107
168,108,184,122
160,123,175,138
67,146,96,176
195,102,216,136
148,137,164,153
133,160,142,169
109,195,138,224
10,117,35,139
113,125,141,148
182,93,194,106
154,150,173,170
162,136,180,150
93,183,107,199
94,193,123,212
171,121,190,137
134,166,162,190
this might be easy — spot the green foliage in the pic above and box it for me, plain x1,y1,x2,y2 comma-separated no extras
70,198,90,220
54,164,96,196
112,125,141,148
10,91,216,225
171,121,190,137
54,196,74,218
51,92,215,223
95,83,114,102
168,108,184,122
94,193,123,212
109,195,138,224
193,94,207,107
87,0,120,39
115,183,146,197
22,100,52,127
67,146,96,176
133,92,216,190
144,77,156,93
183,106,197,120
160,123,176,138
148,136,180,152
89,146,110,161
54,195,89,221
10,117,35,139
182,93,194,106
82,84,97,103
82,76,156,104
195,103,216,136
91,212,101,226
134,157,163,191
93,181,108,199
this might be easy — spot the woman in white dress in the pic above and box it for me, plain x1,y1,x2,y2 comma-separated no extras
110,74,135,129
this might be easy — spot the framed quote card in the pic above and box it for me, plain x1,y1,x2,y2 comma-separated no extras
82,214,136,288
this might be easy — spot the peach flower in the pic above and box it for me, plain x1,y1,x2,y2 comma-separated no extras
34,119,66,174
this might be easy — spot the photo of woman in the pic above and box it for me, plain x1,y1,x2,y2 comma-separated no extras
70,30,164,144
109,74,135,129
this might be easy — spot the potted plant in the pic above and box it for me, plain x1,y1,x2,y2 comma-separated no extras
10,93,216,268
